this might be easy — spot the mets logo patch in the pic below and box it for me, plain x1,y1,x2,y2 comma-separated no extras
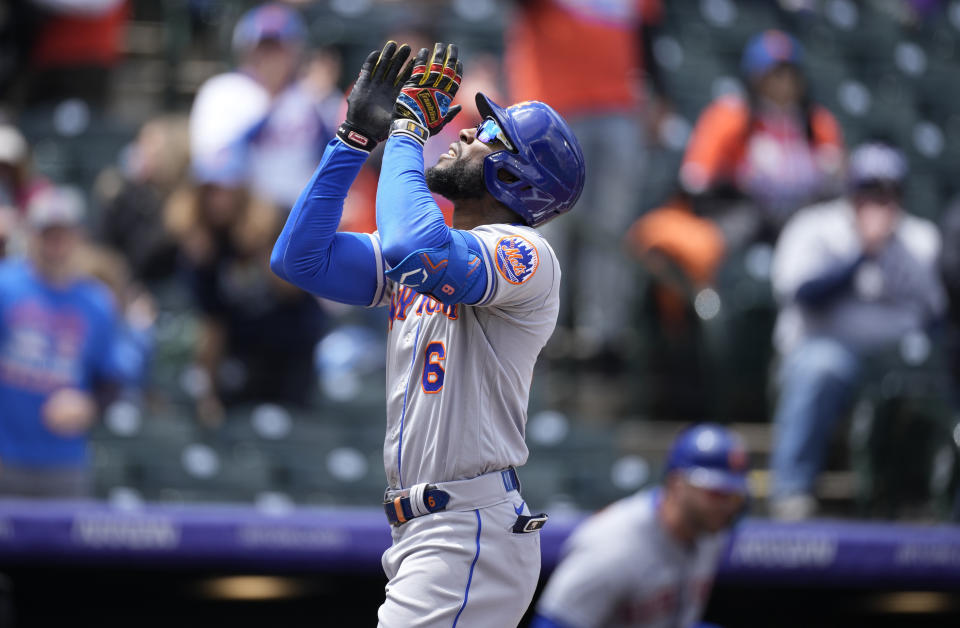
495,235,539,285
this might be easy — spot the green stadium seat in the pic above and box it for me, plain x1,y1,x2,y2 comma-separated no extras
841,5,903,68
846,334,958,519
114,439,271,503
902,172,944,221
282,446,386,507
703,1,781,55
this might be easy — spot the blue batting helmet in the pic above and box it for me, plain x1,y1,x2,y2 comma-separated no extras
666,424,750,495
475,93,586,228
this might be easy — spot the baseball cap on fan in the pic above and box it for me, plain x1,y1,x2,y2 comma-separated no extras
741,29,803,80
232,3,307,54
665,423,750,495
848,142,907,190
27,186,86,230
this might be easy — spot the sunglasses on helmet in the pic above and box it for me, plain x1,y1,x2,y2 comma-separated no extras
476,118,514,151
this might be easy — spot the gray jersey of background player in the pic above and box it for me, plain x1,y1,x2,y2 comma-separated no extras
532,424,750,628
271,41,586,627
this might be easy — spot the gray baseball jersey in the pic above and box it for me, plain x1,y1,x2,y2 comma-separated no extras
537,488,728,628
368,223,560,489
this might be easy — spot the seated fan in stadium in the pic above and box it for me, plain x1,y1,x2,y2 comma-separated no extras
627,29,844,326
768,142,946,520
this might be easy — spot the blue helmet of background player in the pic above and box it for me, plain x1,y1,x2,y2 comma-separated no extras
475,93,586,228
666,423,750,495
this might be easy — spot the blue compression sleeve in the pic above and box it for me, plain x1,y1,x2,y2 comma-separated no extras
376,134,487,304
271,139,383,306
376,135,451,264
794,254,865,308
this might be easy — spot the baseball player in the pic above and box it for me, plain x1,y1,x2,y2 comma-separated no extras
270,40,585,627
532,424,749,628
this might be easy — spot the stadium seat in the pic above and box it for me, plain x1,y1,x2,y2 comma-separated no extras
917,59,960,124
841,6,902,69
902,172,943,221
275,444,385,507
849,339,959,519
115,438,271,503
697,0,781,55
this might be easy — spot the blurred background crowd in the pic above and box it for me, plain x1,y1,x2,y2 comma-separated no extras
0,0,958,523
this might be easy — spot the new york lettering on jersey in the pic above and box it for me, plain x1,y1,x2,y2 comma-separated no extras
388,287,459,328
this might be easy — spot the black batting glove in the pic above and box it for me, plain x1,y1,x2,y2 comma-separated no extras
337,40,413,152
391,43,463,145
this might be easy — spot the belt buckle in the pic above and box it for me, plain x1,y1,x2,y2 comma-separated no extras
384,496,409,527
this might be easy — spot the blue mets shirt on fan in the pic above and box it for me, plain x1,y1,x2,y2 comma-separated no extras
0,260,125,468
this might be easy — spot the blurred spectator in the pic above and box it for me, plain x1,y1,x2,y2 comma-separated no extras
0,123,50,259
73,243,155,393
0,123,50,214
301,45,346,143
94,115,189,284
768,143,946,520
21,0,130,109
189,2,336,211
165,151,325,428
0,186,134,498
683,30,843,233
625,29,844,421
629,30,844,304
505,0,669,364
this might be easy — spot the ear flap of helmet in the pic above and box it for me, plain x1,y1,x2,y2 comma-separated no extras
483,153,560,226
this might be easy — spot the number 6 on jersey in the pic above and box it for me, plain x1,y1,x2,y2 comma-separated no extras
421,341,445,393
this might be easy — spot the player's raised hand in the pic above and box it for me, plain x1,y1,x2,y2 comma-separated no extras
391,43,463,145
337,40,413,152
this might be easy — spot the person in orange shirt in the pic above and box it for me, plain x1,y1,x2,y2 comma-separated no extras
23,0,130,108
628,29,844,319
506,0,668,367
679,30,844,238
628,30,845,297
625,29,845,421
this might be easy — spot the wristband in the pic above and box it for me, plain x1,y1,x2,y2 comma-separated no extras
390,118,430,145
336,122,378,153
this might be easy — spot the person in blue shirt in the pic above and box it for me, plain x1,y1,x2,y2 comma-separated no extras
0,186,133,498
